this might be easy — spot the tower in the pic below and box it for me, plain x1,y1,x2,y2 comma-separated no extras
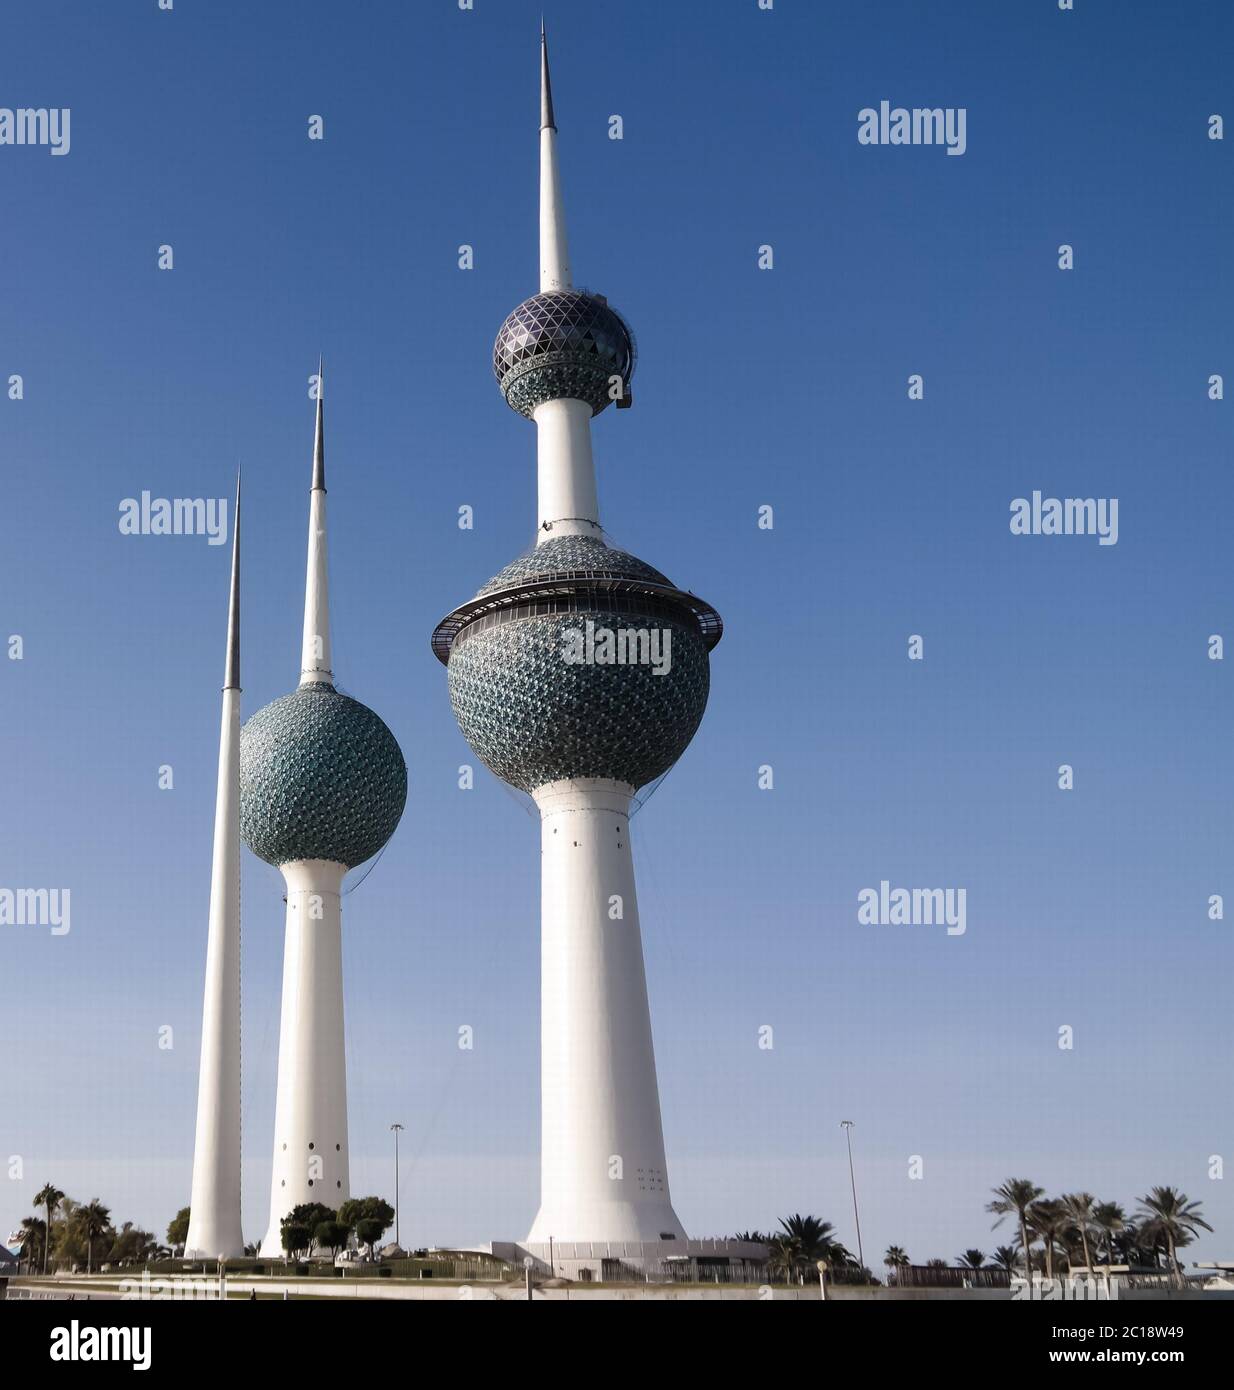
241,374,407,1257
432,27,722,1248
185,470,245,1261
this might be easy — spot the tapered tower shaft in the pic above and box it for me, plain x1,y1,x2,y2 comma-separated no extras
539,23,571,295
300,372,333,685
527,779,682,1242
186,472,245,1261
259,859,349,1255
535,25,601,542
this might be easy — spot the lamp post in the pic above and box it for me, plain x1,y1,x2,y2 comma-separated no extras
390,1123,404,1250
840,1120,865,1277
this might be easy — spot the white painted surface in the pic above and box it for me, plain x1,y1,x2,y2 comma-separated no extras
184,686,245,1260
533,397,602,541
539,124,572,293
299,431,332,686
527,778,684,1245
260,858,350,1256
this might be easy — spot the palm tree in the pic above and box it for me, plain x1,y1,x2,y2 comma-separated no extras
883,1245,909,1287
991,1245,1019,1277
1093,1202,1125,1266
778,1214,845,1264
1113,1222,1154,1269
75,1199,112,1275
1136,1187,1212,1287
1060,1192,1100,1272
1028,1200,1068,1282
766,1233,803,1283
958,1249,986,1270
33,1184,64,1275
987,1179,1043,1289
18,1216,46,1272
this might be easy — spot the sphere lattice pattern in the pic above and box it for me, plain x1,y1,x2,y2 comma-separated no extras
447,609,709,793
478,534,670,595
240,683,407,868
493,290,634,418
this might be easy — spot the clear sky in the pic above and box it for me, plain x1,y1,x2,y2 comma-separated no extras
2,0,1231,1268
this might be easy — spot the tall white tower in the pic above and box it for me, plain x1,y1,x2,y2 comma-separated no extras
185,471,245,1261
433,27,723,1248
239,374,407,1257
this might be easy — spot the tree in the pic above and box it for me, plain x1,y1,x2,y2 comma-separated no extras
281,1224,311,1260
355,1219,386,1259
109,1223,159,1267
777,1214,848,1266
166,1207,190,1255
337,1196,395,1255
926,1258,947,1268
1060,1193,1100,1273
883,1245,909,1283
33,1184,64,1275
991,1245,1019,1276
958,1249,986,1270
1093,1202,1126,1266
280,1203,336,1258
1028,1200,1068,1282
766,1234,803,1283
1136,1187,1212,1287
314,1221,350,1260
74,1199,113,1275
987,1179,1044,1288
18,1216,47,1271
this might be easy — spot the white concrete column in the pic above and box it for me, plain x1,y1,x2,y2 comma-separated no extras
539,127,571,292
300,484,332,686
185,686,245,1259
533,397,602,542
260,858,349,1256
526,777,685,1245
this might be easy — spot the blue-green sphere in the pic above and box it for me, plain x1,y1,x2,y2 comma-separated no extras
240,682,407,868
446,537,710,793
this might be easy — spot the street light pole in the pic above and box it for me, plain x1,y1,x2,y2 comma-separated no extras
390,1123,404,1250
840,1120,865,1277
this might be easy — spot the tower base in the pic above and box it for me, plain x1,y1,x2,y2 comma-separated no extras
486,1238,769,1284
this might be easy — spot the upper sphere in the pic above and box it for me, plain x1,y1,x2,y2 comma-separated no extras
240,683,407,868
494,290,635,418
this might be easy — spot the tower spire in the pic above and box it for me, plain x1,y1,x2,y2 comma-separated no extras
184,463,245,1260
224,465,241,691
539,21,572,293
300,361,333,685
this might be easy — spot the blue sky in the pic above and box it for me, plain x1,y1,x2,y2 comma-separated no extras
2,0,1231,1267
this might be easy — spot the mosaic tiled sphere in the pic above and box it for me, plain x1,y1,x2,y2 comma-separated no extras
477,534,669,594
493,290,635,418
240,683,407,868
447,608,710,793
